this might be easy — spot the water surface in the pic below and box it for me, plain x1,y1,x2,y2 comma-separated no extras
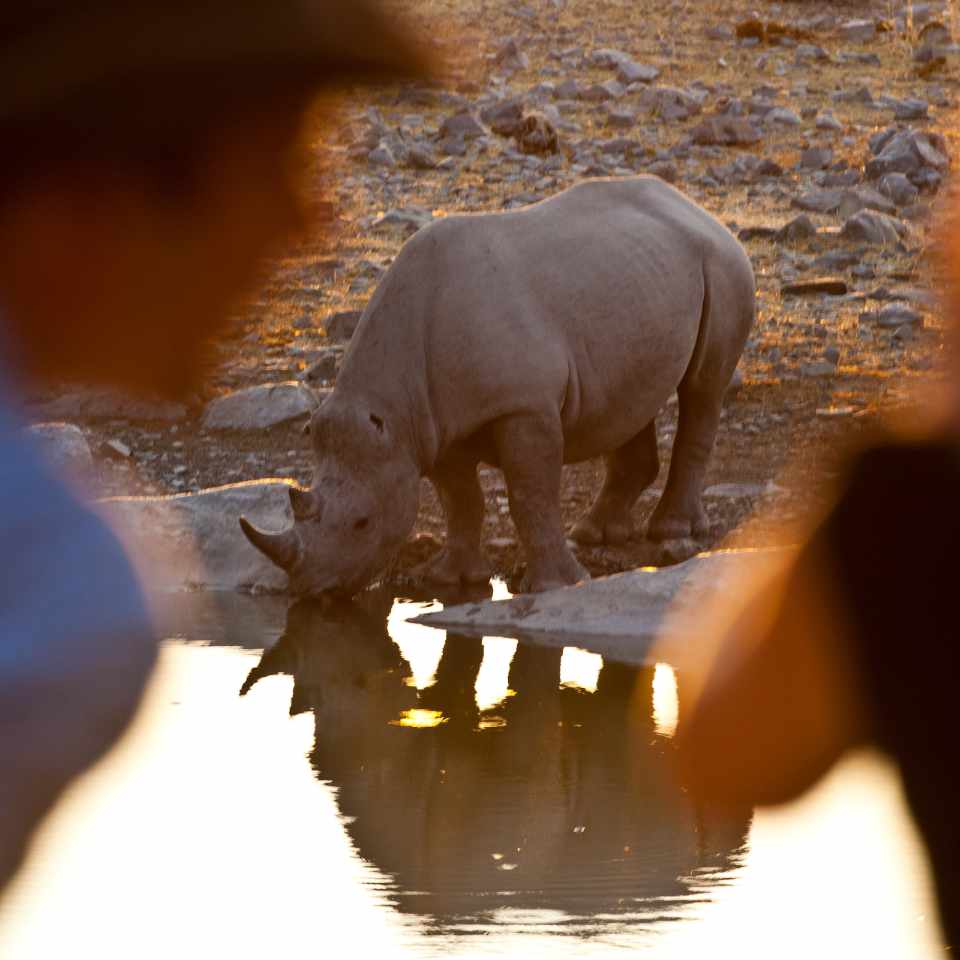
0,590,943,958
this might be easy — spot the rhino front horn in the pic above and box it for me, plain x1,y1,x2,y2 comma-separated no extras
239,516,299,570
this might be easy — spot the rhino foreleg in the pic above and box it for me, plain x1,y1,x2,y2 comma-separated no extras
494,413,588,593
416,451,492,585
571,421,660,546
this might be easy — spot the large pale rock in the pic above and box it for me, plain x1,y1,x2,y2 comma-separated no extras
25,422,93,478
99,479,296,592
414,549,785,665
202,382,320,430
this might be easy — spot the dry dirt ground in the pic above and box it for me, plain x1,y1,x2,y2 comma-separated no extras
30,0,960,586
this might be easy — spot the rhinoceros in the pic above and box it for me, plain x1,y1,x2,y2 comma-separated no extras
240,176,755,595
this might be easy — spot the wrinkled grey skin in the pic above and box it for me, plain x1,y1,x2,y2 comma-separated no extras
241,176,755,596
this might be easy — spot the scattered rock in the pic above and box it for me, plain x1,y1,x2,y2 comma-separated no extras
100,480,297,592
840,210,907,246
516,112,560,154
101,438,132,459
802,360,837,377
840,18,877,43
874,302,924,327
691,115,762,145
404,141,436,170
781,277,848,296
890,98,929,121
481,98,526,136
865,127,949,180
815,111,843,131
792,188,844,213
27,388,187,423
439,110,487,141
647,159,679,182
617,60,660,84
202,382,321,431
25,423,94,478
324,310,363,342
368,143,395,167
879,172,919,206
494,38,529,72
581,79,626,102
799,146,833,170
301,349,342,386
640,86,702,122
777,214,818,243
372,207,433,234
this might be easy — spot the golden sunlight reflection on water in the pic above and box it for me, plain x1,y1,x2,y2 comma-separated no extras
651,662,679,738
0,627,945,959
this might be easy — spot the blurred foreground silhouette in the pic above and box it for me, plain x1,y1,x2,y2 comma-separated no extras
0,0,423,894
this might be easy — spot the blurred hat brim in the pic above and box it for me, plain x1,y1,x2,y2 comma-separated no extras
0,0,432,121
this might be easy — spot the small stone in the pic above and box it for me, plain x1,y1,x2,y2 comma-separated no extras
606,107,636,128
766,106,801,126
802,361,837,377
879,172,919,206
840,18,877,43
324,309,363,341
840,210,907,246
647,159,679,182
617,60,660,84
815,111,843,131
404,141,436,170
439,110,486,140
302,349,342,386
691,115,762,145
481,98,526,136
372,207,433,234
581,79,626,102
516,112,560,154
776,214,818,243
494,38,529,72
823,345,841,364
368,143,395,167
792,188,844,213
891,98,929,120
781,277,848,296
799,146,833,170
875,302,923,327
102,438,132,459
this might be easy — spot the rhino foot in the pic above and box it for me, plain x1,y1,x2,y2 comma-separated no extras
521,551,590,594
569,512,634,546
415,546,492,586
646,500,709,542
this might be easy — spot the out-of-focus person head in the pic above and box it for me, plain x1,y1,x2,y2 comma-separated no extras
0,1,428,396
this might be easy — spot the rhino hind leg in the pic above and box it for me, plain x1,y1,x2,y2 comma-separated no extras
494,413,589,593
647,386,721,542
571,421,660,546
416,451,492,586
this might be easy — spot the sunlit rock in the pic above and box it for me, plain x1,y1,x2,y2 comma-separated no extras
100,479,296,592
201,382,320,431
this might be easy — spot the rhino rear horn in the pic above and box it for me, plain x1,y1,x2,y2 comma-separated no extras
288,486,315,521
239,516,299,570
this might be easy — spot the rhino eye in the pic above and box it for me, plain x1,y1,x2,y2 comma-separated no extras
354,517,370,531
369,413,384,432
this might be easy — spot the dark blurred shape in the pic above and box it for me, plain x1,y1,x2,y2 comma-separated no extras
242,599,750,928
0,0,426,898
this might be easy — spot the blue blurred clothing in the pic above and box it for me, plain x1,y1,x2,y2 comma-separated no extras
0,351,156,890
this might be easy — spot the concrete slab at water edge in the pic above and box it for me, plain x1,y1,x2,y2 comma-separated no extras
98,479,295,593
413,548,790,666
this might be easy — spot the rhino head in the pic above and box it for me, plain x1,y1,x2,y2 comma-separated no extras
240,401,420,598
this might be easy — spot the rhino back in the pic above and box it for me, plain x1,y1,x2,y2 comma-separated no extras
339,178,750,464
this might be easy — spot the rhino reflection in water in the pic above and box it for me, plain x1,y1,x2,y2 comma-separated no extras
242,598,751,926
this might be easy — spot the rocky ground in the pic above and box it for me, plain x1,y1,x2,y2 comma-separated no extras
26,0,960,586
